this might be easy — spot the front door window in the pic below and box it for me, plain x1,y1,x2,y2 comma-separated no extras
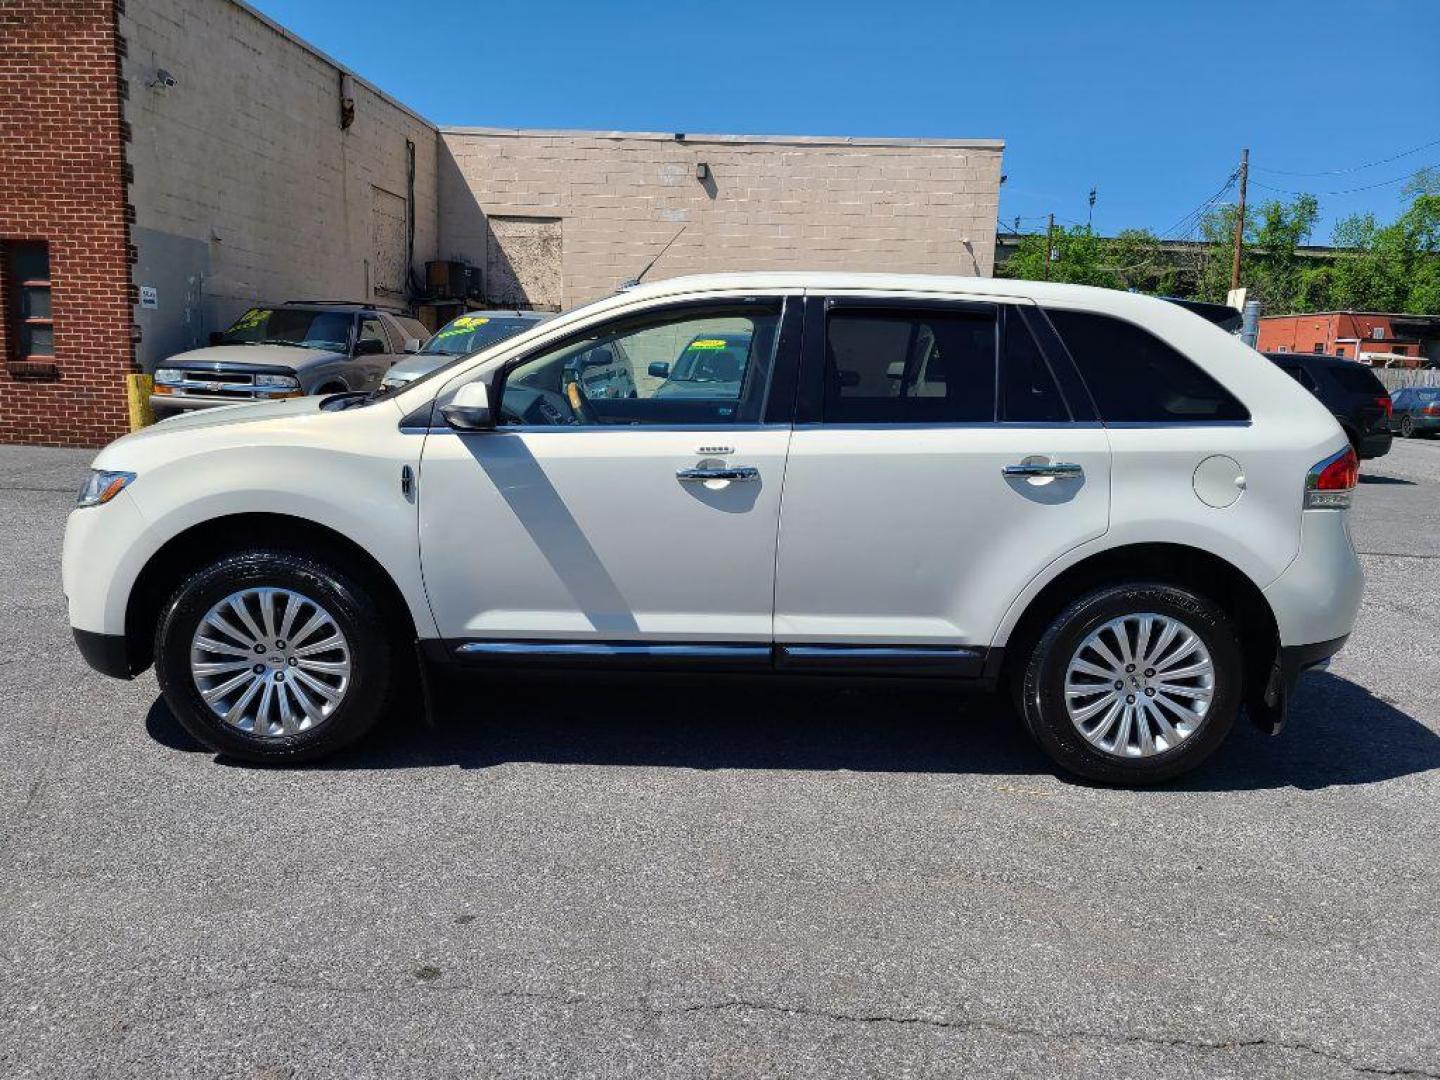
498,304,781,427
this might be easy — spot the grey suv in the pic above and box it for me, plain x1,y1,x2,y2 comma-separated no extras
151,302,430,416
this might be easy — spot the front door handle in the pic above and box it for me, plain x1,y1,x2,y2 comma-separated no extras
677,466,760,483
1002,461,1083,479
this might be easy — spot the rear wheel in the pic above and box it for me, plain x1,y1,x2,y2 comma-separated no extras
1400,414,1415,438
154,549,394,763
1018,582,1242,784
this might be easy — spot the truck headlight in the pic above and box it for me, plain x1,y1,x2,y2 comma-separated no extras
154,368,183,385
255,374,301,390
77,469,136,508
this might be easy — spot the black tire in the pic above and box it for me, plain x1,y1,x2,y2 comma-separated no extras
1017,582,1242,785
1399,414,1415,438
154,549,394,764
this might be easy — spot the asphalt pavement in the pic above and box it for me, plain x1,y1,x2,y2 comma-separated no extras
1,438,1437,1079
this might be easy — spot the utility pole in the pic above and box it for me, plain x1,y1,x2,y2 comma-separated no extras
1087,188,1097,229
1043,213,1055,280
1230,148,1249,292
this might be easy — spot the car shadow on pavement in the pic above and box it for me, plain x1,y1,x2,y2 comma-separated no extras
145,671,1439,791
1358,474,1416,486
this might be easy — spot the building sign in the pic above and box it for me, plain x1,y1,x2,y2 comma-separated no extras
139,286,158,309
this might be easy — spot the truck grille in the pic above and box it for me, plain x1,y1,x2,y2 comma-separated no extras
172,370,259,399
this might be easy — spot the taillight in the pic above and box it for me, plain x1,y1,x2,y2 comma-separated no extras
1375,396,1393,418
1304,446,1358,509
1423,404,1440,417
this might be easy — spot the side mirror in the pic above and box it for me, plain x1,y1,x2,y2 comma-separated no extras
648,361,670,379
208,331,224,347
355,338,386,357
439,381,494,432
402,337,422,354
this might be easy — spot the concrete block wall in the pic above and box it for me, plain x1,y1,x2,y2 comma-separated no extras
439,129,1004,309
121,0,440,368
0,0,133,446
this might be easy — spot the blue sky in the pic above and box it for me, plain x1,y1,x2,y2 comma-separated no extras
252,0,1439,242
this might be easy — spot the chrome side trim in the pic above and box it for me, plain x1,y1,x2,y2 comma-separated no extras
780,645,980,658
455,641,770,659
777,643,986,677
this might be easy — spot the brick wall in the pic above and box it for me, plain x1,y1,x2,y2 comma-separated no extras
439,129,1004,309
0,0,133,446
121,0,440,366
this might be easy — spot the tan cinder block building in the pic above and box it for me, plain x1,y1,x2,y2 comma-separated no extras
0,0,1002,445
439,129,1004,308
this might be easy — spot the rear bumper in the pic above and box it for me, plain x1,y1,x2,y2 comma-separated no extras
1355,431,1392,459
1282,634,1348,679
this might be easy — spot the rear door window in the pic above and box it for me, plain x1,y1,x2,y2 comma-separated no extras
823,306,996,423
1046,309,1249,423
1001,309,1069,422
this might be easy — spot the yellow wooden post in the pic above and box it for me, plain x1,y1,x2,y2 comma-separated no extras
126,373,155,431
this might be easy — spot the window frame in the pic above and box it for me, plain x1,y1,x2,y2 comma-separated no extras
796,295,1099,427
5,240,54,367
489,294,801,431
1037,304,1252,427
799,295,999,426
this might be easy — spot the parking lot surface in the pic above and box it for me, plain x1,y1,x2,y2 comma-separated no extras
2,440,1438,1079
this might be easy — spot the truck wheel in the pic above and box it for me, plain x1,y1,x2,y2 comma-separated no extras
154,549,394,764
1018,582,1242,785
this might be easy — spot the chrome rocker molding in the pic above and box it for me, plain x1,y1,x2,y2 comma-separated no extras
433,640,991,679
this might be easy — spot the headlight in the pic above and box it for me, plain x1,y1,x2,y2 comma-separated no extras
255,374,301,389
77,469,136,508
154,368,183,385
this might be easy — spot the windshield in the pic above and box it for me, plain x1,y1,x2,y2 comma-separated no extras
423,315,538,356
220,308,352,351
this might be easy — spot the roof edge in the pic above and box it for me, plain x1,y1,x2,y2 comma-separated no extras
438,126,1004,150
226,0,436,131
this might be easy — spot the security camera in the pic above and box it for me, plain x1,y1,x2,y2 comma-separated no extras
149,69,177,90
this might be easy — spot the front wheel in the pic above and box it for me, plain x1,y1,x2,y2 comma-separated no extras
1018,582,1242,785
154,549,394,763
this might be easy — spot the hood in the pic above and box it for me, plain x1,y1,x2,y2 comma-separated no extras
158,343,342,371
383,353,457,384
93,397,332,471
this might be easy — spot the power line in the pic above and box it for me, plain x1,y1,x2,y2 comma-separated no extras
1249,166,1435,198
1251,135,1440,177
1158,170,1238,241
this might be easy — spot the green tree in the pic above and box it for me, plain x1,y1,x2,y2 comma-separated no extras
1329,188,1440,313
999,224,1167,292
1196,195,1322,310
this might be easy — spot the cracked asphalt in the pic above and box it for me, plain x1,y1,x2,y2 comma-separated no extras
1,439,1438,1079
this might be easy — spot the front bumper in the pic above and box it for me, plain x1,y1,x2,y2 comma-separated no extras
73,628,137,679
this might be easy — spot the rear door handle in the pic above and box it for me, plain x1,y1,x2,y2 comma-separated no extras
1003,461,1083,478
677,466,760,483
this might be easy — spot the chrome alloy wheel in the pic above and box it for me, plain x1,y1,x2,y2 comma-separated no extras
1064,613,1215,758
189,588,352,738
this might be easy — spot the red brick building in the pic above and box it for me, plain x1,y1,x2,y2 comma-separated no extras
0,0,134,446
1256,312,1430,367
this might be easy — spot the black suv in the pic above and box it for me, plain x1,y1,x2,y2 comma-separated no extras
1264,352,1393,460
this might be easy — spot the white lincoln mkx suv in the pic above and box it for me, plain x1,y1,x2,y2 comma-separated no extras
64,273,1364,784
